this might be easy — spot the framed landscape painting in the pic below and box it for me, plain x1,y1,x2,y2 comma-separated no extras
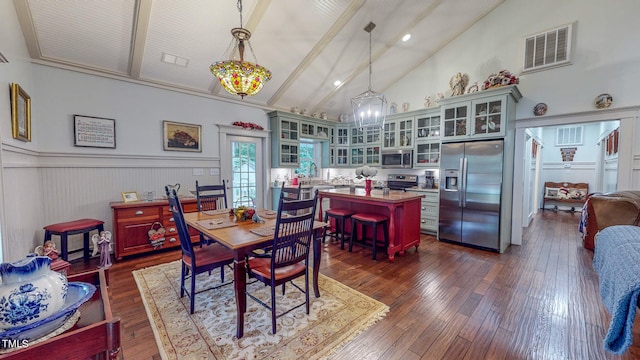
163,121,201,152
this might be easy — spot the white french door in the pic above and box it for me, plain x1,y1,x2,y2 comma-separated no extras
224,136,264,208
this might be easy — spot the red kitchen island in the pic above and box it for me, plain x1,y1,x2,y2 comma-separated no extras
318,188,424,261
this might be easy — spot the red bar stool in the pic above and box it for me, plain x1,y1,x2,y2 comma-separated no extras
43,219,104,261
322,208,355,249
349,213,389,260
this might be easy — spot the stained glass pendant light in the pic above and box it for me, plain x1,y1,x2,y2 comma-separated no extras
210,0,272,98
351,22,387,129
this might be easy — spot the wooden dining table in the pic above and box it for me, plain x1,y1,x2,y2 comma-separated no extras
183,209,327,338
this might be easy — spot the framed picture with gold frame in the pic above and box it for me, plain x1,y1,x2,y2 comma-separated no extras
163,120,201,152
121,191,139,203
10,83,31,142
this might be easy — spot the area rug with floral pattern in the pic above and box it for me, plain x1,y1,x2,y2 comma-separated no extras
133,260,388,359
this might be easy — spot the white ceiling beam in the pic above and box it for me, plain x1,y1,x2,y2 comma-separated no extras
129,0,153,79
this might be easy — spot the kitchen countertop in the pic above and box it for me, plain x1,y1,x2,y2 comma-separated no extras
404,187,439,192
318,188,424,203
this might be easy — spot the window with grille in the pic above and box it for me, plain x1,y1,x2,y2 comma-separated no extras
523,23,573,72
556,126,583,146
295,142,320,177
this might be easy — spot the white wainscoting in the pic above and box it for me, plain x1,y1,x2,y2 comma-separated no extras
1,145,220,262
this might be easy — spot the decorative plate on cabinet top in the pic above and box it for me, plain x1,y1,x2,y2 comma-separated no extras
339,113,348,122
595,93,613,109
533,103,548,116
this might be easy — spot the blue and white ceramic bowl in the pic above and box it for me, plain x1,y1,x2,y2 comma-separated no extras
0,256,68,330
0,282,96,343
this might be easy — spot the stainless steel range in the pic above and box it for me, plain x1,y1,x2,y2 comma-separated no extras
387,174,418,190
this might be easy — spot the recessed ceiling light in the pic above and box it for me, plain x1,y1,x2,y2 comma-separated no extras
402,34,411,42
333,80,342,87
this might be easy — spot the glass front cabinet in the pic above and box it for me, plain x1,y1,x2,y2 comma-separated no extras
439,85,522,142
414,109,441,168
269,112,300,167
277,142,300,166
334,147,349,166
383,112,418,149
415,141,440,168
301,121,331,140
416,112,441,140
269,111,336,168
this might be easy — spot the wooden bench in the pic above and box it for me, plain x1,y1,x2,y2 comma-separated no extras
542,181,589,211
43,218,104,261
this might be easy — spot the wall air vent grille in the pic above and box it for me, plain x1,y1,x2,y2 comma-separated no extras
556,125,583,146
523,23,573,72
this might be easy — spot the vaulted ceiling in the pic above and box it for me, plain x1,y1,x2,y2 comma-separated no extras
13,0,504,120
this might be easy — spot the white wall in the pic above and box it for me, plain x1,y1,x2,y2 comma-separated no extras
0,65,272,261
384,0,640,119
540,123,598,184
0,0,38,262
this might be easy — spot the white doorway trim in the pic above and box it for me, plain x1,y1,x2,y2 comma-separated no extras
511,107,639,246
217,125,271,208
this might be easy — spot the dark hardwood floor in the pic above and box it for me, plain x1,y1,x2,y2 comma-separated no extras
71,211,640,359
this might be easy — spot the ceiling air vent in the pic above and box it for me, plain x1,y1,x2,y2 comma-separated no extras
523,23,573,72
0,52,8,63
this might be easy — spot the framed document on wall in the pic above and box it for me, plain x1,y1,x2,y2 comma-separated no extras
74,115,116,148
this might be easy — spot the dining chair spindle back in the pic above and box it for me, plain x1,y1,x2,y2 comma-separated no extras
246,189,319,334
196,180,228,211
166,186,234,314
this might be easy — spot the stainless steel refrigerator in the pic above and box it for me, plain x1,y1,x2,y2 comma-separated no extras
439,139,504,251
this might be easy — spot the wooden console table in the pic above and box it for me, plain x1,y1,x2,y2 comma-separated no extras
111,197,200,260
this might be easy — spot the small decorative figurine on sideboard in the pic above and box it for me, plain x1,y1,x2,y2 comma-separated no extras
91,231,113,268
35,240,60,261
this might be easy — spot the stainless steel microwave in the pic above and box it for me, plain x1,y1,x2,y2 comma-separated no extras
381,149,413,169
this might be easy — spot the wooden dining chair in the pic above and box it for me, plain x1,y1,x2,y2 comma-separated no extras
281,182,302,201
281,182,302,216
245,190,319,334
195,180,228,211
165,186,234,314
195,180,228,245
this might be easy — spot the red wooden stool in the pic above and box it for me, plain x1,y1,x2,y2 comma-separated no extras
349,213,389,260
43,219,104,261
322,208,355,249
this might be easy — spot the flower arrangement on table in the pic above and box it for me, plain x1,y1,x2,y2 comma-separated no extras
232,121,264,130
482,70,519,90
229,206,255,221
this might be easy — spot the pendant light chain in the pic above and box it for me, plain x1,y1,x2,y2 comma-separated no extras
368,28,372,91
350,21,386,129
237,0,243,28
